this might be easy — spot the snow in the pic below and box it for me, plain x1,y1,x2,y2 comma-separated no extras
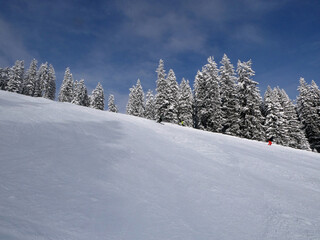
0,90,320,240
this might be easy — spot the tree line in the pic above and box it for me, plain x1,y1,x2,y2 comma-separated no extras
126,55,320,153
0,59,55,99
0,59,118,112
1,57,319,152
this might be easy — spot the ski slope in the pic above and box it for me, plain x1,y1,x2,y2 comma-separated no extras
0,90,320,240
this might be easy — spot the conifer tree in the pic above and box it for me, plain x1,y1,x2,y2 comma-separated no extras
90,82,105,110
127,86,135,115
193,70,206,129
195,57,222,132
144,90,156,120
126,79,144,117
310,80,320,151
277,88,310,150
83,82,90,107
178,78,193,126
263,86,287,145
155,59,169,121
72,79,89,106
22,59,38,96
6,60,24,93
165,69,179,123
135,79,145,116
273,88,289,145
38,62,49,98
297,78,320,152
237,60,265,140
192,94,198,129
45,64,56,100
311,80,320,117
58,67,74,102
262,86,273,116
33,66,42,97
0,67,10,90
72,80,79,102
72,80,80,105
219,54,240,136
108,94,118,113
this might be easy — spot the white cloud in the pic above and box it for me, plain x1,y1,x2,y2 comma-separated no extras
233,24,265,44
0,18,36,67
115,1,208,54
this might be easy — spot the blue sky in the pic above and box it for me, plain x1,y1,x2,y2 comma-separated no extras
0,0,320,112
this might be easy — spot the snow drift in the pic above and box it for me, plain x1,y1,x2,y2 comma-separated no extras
0,90,320,240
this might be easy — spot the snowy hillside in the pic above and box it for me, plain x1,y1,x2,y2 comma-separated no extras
1,90,320,240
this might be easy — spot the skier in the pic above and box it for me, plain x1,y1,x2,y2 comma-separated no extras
267,136,274,146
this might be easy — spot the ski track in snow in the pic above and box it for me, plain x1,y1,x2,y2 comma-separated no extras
0,90,320,240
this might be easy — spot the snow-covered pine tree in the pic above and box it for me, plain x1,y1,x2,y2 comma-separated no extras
144,90,156,120
297,78,310,128
126,86,135,115
6,60,24,93
72,79,89,106
263,86,288,145
219,54,241,136
263,86,273,120
58,67,74,102
276,88,310,150
193,70,206,129
0,67,10,90
33,66,41,97
202,57,223,132
135,79,144,116
165,69,179,123
38,62,50,98
90,82,105,110
297,78,320,152
126,79,144,117
22,59,38,96
72,80,80,104
45,64,56,100
155,59,169,121
108,94,118,113
191,94,198,129
178,78,193,126
273,87,290,145
83,87,90,107
310,80,320,117
237,60,265,141
262,85,274,114
310,80,320,152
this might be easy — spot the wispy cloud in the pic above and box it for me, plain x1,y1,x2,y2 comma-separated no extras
233,24,266,44
0,18,36,67
115,0,208,54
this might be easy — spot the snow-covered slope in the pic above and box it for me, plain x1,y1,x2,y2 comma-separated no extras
1,90,320,240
